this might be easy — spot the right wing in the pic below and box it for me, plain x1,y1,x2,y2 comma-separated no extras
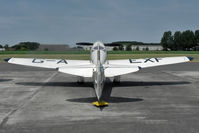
5,58,91,69
108,56,193,68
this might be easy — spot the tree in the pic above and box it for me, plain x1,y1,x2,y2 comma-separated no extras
113,47,118,51
20,46,27,51
118,45,124,51
44,48,48,51
136,46,139,51
0,44,3,48
12,42,40,51
126,44,132,51
173,31,182,50
161,31,173,50
195,30,199,45
4,44,9,50
181,30,195,50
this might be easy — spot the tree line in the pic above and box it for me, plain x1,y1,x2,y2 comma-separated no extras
1,30,199,51
161,30,199,51
12,42,40,51
0,42,40,51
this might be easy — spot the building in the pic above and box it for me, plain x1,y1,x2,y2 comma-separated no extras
80,45,92,51
77,45,117,51
131,44,163,51
76,42,163,51
78,45,163,51
38,44,70,51
0,48,5,51
76,42,121,51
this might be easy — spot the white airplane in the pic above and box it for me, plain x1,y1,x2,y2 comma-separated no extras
4,41,193,106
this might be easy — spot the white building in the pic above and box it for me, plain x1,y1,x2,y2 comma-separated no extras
131,45,163,51
0,48,5,51
77,43,163,51
79,45,116,51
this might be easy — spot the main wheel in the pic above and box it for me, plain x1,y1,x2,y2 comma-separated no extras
77,76,84,84
113,76,120,83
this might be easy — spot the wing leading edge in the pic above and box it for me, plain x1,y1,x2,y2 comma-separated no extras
5,58,91,69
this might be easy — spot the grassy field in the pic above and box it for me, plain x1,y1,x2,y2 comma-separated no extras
0,51,198,62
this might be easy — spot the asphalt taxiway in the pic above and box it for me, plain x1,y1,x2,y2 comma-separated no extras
0,62,199,133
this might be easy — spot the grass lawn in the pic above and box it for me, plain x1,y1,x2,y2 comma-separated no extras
0,51,198,62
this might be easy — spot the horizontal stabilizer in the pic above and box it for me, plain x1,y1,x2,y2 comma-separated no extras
104,64,140,77
58,65,95,77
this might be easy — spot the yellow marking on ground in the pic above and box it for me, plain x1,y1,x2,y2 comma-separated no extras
92,101,109,107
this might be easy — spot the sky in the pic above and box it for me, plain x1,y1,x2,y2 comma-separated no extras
0,0,199,46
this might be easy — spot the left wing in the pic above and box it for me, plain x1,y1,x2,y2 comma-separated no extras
5,58,91,69
108,56,193,68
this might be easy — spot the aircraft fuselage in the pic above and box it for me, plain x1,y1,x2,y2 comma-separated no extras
90,41,107,101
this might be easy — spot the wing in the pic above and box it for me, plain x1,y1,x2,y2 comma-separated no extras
103,64,140,77
5,58,91,69
108,56,193,68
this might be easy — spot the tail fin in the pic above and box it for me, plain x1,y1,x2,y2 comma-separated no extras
97,46,100,65
96,46,101,73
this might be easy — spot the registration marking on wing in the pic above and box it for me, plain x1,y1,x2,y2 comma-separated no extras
144,58,162,63
129,59,142,63
129,58,162,64
32,59,68,64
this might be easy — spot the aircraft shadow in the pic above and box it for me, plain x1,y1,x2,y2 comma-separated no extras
16,80,190,88
67,96,143,103
0,79,12,82
16,80,189,103
113,81,190,87
67,78,143,104
16,82,93,87
66,79,189,104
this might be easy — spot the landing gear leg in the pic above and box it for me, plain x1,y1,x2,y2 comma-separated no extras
77,76,84,84
113,76,120,84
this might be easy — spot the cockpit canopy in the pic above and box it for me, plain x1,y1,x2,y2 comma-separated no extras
92,46,105,50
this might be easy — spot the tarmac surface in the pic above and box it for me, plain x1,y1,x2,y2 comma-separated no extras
0,62,198,133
